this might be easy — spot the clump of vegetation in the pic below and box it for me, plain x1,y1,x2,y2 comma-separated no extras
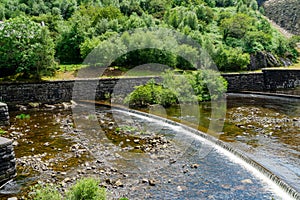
124,79,177,107
0,128,7,135
124,70,227,108
116,125,137,133
66,178,106,200
29,184,62,200
29,178,107,200
16,114,30,120
87,114,98,121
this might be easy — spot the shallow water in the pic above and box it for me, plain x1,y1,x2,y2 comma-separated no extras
0,94,299,199
156,93,300,193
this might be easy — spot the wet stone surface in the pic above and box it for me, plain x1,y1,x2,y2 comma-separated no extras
0,103,286,199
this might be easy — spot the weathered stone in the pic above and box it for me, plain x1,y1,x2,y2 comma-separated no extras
0,102,9,126
0,138,16,186
263,0,300,35
7,197,18,200
241,179,253,184
249,51,285,70
115,179,124,187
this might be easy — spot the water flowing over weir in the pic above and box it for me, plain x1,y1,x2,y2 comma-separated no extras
112,107,300,200
78,101,300,199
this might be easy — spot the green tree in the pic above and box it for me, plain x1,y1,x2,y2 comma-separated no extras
56,21,86,63
243,31,272,53
0,16,56,79
215,45,250,71
220,13,254,41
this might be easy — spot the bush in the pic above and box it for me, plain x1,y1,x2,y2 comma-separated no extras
29,178,107,200
30,184,62,200
124,70,227,108
66,178,106,200
16,114,30,120
215,46,250,71
124,79,177,107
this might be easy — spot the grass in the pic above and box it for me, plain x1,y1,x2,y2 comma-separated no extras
45,65,184,80
16,114,30,120
58,64,87,72
43,64,88,81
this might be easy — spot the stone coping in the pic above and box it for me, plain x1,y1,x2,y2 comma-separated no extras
0,76,161,85
262,68,300,71
0,102,7,106
0,137,12,148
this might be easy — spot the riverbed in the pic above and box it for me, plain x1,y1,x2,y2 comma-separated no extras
0,94,299,199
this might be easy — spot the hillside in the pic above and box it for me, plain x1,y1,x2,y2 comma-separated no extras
263,0,300,35
0,0,299,80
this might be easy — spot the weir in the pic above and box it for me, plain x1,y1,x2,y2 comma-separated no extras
88,102,300,200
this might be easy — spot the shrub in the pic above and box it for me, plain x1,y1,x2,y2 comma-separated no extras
29,184,62,200
215,46,250,71
124,70,227,108
66,178,106,200
124,79,177,107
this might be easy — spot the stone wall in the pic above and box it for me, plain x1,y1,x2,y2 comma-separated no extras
222,72,265,92
0,102,9,126
0,137,16,186
0,77,161,105
263,69,300,90
0,70,299,105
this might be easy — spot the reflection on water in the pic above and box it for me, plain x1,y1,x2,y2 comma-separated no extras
272,87,300,96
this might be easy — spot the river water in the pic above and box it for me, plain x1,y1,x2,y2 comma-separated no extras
0,94,299,199
157,93,300,194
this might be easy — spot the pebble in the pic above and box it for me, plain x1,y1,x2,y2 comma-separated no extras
177,186,183,191
44,142,50,147
241,179,253,184
142,178,148,183
12,141,19,146
191,164,200,169
115,179,124,187
7,197,18,200
149,179,156,186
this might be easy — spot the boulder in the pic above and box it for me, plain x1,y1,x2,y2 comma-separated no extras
248,51,282,70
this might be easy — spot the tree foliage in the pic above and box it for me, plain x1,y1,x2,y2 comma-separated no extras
0,0,298,77
0,16,56,78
